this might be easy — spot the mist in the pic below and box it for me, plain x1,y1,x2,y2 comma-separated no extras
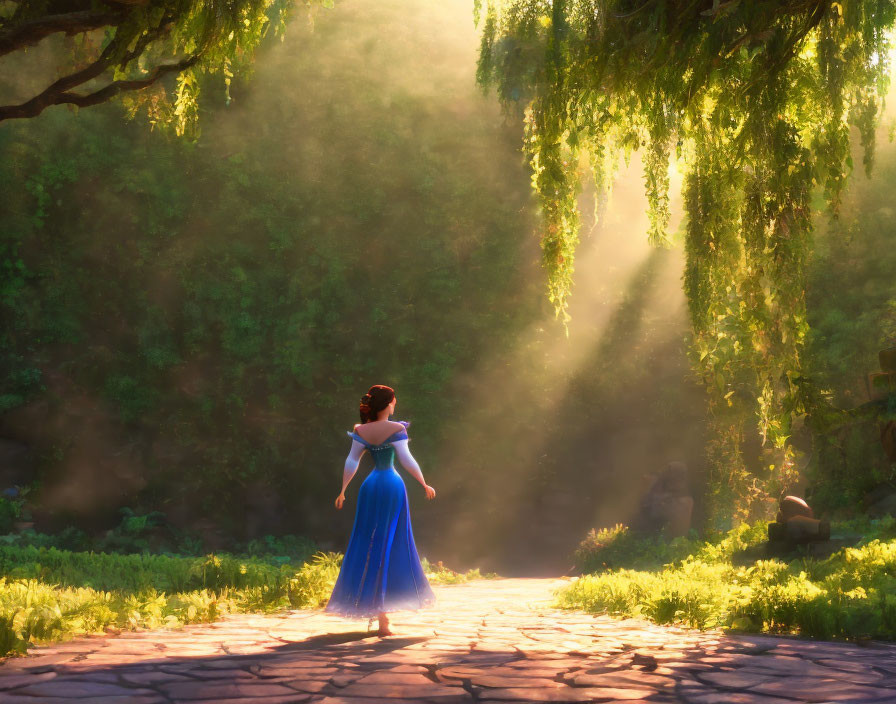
2,0,893,575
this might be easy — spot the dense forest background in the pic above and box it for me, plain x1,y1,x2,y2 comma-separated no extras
1,0,894,574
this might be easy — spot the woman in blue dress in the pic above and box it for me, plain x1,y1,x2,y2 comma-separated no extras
326,384,437,636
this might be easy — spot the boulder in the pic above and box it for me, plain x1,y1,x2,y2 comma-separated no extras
633,461,694,537
768,496,829,544
776,495,814,522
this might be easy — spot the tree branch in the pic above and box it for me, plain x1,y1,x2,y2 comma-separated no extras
0,53,200,122
0,9,184,123
0,10,127,57
60,55,201,108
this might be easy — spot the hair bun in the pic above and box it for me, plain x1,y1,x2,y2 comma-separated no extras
358,385,394,424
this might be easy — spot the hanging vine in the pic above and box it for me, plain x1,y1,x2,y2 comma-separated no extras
476,0,895,525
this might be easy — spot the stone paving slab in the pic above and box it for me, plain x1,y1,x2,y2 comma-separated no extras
2,578,896,703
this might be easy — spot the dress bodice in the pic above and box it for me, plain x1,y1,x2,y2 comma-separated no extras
347,420,410,469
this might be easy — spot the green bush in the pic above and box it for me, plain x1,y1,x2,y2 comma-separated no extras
0,497,21,535
243,534,318,564
573,523,701,573
557,520,896,640
287,552,344,607
0,549,342,657
0,512,322,564
0,542,493,656
420,557,499,584
0,544,309,593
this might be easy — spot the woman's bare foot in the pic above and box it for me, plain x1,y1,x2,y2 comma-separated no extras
377,612,394,636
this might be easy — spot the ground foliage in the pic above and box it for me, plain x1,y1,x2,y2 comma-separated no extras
0,550,341,657
476,0,896,525
573,523,701,574
560,517,896,640
0,544,493,656
0,507,321,560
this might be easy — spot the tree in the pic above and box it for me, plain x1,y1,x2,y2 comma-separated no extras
0,0,318,132
476,0,896,525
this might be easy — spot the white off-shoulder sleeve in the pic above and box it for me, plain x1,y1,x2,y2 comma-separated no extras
344,439,366,472
391,439,420,472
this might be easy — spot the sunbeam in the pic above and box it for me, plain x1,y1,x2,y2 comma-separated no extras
420,153,703,573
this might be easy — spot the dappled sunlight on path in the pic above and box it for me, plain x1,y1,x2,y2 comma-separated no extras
2,578,896,703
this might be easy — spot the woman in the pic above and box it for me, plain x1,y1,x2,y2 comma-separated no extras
325,384,437,636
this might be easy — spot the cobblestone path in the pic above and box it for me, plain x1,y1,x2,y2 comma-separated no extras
2,578,896,703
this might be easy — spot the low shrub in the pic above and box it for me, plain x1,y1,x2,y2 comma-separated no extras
573,523,701,573
0,545,298,593
421,557,499,584
557,518,896,641
0,543,493,656
0,550,341,657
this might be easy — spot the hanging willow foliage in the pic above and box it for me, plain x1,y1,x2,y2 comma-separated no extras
476,0,895,524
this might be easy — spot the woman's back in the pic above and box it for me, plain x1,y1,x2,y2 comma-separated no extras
353,419,408,446
348,420,410,470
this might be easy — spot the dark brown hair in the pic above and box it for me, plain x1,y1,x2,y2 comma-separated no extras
359,384,395,423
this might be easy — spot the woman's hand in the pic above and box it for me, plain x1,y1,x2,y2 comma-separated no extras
335,493,346,510
423,484,436,500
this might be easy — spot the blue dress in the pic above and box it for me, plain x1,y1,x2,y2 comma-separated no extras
325,420,436,618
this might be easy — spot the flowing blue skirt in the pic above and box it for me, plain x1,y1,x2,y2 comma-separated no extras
325,467,436,618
